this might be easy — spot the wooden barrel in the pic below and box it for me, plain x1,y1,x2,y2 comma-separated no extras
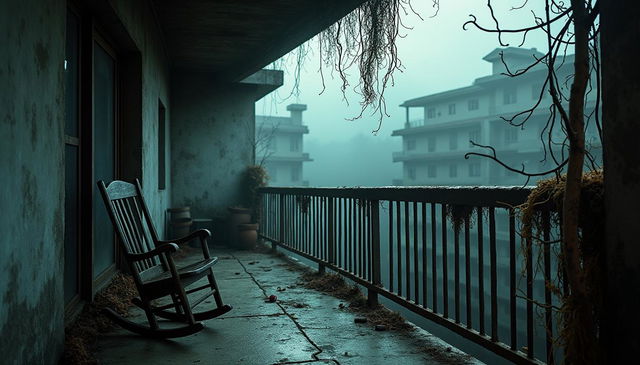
168,206,191,221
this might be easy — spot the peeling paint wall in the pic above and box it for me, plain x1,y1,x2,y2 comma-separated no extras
110,0,172,237
0,0,66,363
171,74,256,222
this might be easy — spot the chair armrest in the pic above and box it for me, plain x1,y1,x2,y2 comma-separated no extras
128,243,179,262
158,229,211,245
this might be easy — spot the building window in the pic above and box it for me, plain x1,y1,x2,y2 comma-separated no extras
290,136,300,152
448,103,456,115
504,128,518,144
532,83,544,100
428,136,436,152
468,99,479,111
291,166,300,182
469,129,481,146
428,165,437,178
427,107,436,119
449,164,457,178
469,163,481,177
268,138,277,152
408,167,416,180
449,132,458,150
406,139,416,151
504,87,517,104
271,169,277,182
158,100,166,190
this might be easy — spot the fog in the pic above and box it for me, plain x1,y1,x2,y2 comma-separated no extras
255,1,559,187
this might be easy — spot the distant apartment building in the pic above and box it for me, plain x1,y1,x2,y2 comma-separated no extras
392,47,601,187
256,104,312,186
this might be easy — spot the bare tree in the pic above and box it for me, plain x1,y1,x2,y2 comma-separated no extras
253,118,280,167
463,1,601,363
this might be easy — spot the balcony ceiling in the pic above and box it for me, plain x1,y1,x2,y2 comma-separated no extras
153,0,366,81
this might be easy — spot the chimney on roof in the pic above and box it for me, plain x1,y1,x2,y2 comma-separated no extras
287,104,307,125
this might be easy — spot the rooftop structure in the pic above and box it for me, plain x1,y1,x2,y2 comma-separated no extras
256,104,313,186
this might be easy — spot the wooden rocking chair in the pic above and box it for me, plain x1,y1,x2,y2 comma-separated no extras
97,179,232,338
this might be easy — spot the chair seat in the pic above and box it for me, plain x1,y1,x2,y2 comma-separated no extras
142,257,218,299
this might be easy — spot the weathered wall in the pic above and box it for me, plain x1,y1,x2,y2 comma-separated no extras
171,74,257,221
0,0,66,363
110,0,172,237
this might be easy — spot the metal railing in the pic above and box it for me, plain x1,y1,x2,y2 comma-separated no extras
258,186,559,365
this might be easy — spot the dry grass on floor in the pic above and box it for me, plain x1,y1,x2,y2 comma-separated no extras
299,271,414,332
63,273,137,365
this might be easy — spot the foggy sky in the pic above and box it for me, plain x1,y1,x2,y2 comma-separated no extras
255,1,556,186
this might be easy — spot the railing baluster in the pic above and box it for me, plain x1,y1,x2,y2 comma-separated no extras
397,200,402,297
359,199,364,278
465,215,472,329
389,201,394,293
509,209,517,350
526,221,534,359
454,207,460,324
350,199,358,274
477,206,485,336
489,206,498,342
413,201,419,304
369,200,381,306
422,202,428,308
442,204,448,318
405,201,411,298
279,194,285,247
543,210,554,365
329,197,335,265
431,203,437,313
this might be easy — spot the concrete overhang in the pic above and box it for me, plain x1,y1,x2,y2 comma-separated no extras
152,0,367,81
239,69,284,100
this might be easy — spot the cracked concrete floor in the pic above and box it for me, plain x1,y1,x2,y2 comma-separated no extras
94,247,480,365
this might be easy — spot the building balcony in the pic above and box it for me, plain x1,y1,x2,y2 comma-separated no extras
268,152,313,162
392,149,475,162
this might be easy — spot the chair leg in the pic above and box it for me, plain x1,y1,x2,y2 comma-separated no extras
142,299,159,330
207,269,224,308
175,283,196,325
170,293,183,315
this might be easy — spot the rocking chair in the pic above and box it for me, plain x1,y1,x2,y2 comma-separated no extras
97,179,232,338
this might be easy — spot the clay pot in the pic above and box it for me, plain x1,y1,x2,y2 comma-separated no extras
237,223,259,250
227,207,251,247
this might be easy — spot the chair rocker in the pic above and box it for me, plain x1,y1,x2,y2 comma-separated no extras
97,179,232,338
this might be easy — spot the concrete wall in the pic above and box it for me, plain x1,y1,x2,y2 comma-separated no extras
0,0,66,363
171,74,257,221
110,0,172,237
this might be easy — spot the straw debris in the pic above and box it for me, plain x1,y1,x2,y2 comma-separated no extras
63,273,137,365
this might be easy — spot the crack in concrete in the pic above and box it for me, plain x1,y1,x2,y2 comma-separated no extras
217,313,285,319
233,254,340,365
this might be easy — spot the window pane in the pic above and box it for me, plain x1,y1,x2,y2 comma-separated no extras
64,144,79,303
93,43,116,278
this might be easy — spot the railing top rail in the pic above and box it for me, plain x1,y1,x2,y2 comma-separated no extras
258,185,533,207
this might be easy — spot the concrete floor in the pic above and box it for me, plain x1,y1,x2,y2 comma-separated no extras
94,247,481,365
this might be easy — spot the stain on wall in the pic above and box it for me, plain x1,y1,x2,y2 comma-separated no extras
0,0,66,363
171,73,258,223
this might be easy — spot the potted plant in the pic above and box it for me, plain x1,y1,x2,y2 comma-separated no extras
229,165,268,249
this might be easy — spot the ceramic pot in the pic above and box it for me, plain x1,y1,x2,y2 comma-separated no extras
237,223,259,250
227,207,251,246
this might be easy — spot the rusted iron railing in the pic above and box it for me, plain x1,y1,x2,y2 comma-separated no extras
258,186,558,365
